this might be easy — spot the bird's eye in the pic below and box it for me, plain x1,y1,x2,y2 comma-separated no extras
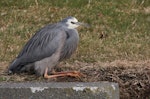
71,22,75,24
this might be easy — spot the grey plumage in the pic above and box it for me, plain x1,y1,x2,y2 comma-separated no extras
8,16,85,76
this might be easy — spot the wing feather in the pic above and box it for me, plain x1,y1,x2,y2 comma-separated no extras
59,29,79,61
9,24,66,72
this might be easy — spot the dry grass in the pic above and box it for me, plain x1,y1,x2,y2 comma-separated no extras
0,60,150,99
0,0,150,98
0,0,150,62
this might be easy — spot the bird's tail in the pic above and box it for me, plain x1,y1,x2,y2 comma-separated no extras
8,59,21,74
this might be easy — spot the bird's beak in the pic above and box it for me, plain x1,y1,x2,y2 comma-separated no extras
75,22,90,28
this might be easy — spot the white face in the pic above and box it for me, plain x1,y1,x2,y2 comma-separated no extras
66,17,80,29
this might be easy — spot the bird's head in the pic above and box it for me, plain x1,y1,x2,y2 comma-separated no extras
60,16,90,29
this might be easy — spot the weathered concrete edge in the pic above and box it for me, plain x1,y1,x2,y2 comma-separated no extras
0,82,119,99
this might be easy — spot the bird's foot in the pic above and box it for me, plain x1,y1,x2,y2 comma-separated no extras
44,67,85,79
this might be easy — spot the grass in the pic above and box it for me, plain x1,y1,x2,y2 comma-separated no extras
0,0,150,62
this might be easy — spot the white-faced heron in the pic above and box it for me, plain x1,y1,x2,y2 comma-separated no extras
8,16,89,79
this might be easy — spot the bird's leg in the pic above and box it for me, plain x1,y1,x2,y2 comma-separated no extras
44,67,85,79
51,71,85,77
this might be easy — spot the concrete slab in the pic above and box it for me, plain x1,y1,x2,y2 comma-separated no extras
0,82,119,99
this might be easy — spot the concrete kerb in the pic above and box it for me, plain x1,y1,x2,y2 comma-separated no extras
0,82,119,99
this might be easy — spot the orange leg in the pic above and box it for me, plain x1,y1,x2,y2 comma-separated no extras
44,67,85,79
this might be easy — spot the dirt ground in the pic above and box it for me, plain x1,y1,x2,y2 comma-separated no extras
0,60,150,99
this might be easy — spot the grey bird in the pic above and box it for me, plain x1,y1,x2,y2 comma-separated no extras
8,16,88,78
